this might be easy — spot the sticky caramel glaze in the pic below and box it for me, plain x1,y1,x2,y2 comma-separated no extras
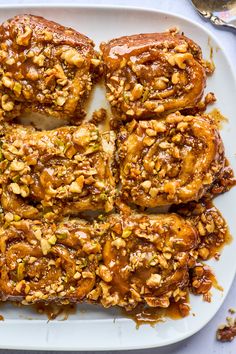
0,218,100,303
127,263,220,327
190,263,222,299
0,122,115,219
34,303,76,320
123,296,190,328
0,15,100,122
172,200,232,260
0,213,199,312
102,213,198,310
0,209,228,324
117,112,228,207
208,108,229,130
209,159,236,197
101,32,206,121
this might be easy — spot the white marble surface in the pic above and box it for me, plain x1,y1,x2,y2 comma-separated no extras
0,0,235,353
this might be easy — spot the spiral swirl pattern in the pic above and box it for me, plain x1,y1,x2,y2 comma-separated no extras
117,112,225,207
101,32,206,121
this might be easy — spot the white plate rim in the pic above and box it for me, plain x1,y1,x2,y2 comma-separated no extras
0,4,234,351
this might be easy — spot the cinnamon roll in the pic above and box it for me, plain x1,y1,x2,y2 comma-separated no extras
117,112,228,207
0,122,115,219
0,15,100,122
101,32,206,121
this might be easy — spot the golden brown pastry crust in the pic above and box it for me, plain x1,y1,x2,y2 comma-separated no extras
101,32,206,121
0,15,100,122
117,112,226,207
0,122,115,219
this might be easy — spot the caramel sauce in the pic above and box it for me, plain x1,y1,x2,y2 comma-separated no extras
205,200,232,260
211,274,223,292
122,264,223,328
123,297,190,328
207,37,215,73
85,80,111,132
103,109,112,132
172,199,233,261
202,264,223,292
208,108,228,130
34,303,76,321
210,46,214,62
0,300,188,325
209,229,232,260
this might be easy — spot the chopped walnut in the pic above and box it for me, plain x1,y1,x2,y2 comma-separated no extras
217,318,236,342
146,274,162,288
97,265,113,282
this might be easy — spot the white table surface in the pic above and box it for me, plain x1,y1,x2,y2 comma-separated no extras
0,0,235,353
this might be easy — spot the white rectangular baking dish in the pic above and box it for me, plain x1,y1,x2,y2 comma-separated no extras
0,4,235,350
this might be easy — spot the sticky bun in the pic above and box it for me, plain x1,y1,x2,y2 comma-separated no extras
0,15,100,122
0,122,115,219
117,112,228,207
101,32,206,121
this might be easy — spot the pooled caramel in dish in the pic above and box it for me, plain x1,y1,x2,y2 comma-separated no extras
117,112,230,207
101,32,206,122
0,15,100,122
0,122,115,219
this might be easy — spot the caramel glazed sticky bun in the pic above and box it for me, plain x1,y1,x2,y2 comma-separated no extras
0,14,234,322
101,31,208,122
0,14,100,123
